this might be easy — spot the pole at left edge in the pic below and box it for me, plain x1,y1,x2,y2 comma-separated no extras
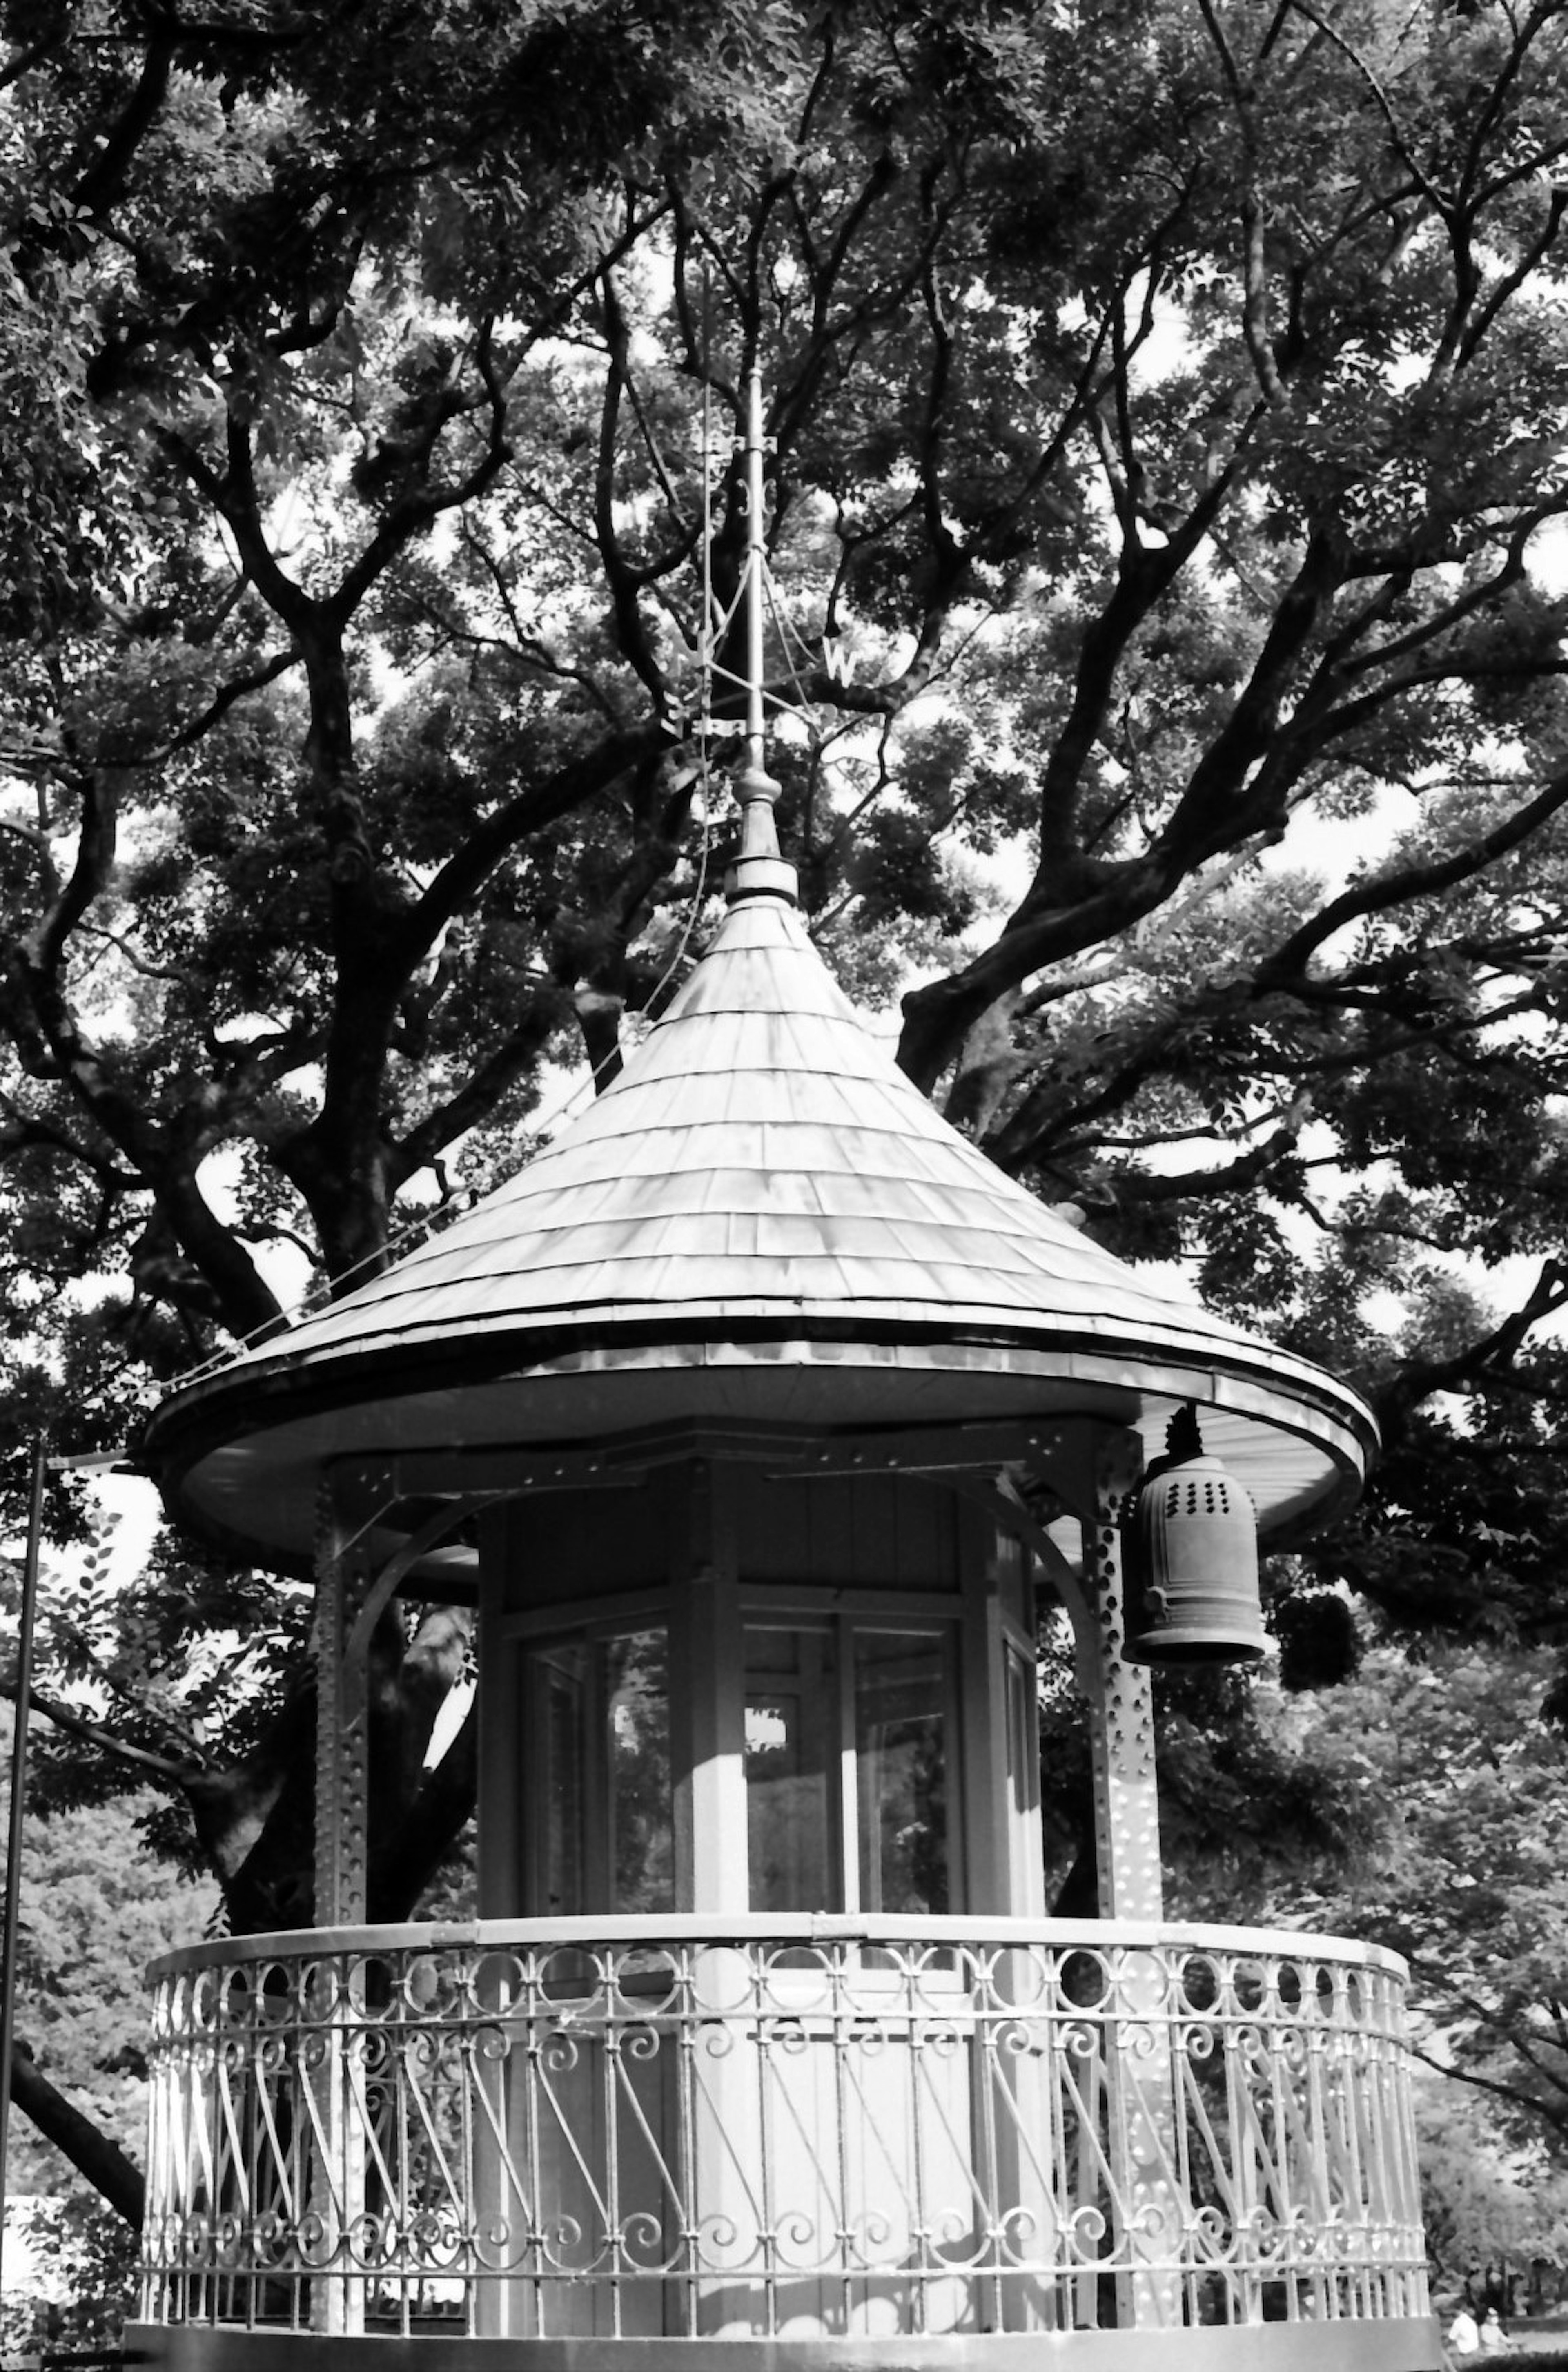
0,1437,47,2302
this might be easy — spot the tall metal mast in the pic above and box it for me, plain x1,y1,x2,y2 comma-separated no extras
725,362,795,904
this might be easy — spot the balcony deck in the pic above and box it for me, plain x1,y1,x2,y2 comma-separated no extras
131,1915,1441,2370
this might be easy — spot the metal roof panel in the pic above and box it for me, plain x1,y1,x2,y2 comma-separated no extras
145,886,1377,1555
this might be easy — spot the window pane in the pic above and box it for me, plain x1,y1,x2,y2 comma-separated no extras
1005,1640,1039,1911
535,1643,588,1917
607,1629,673,1914
744,1627,835,1912
855,1631,950,1914
527,1628,673,1915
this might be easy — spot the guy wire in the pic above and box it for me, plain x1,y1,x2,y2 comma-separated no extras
168,266,727,1392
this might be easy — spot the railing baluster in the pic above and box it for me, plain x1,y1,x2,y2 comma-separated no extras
753,1944,779,2338
675,1942,699,2341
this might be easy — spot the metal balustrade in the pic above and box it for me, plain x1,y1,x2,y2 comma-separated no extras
141,1916,1430,2343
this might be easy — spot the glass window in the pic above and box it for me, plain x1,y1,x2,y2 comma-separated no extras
527,1627,672,1915
744,1627,835,1913
534,1641,588,1917
742,1619,957,1915
855,1630,951,1915
530,1612,960,1921
1004,1639,1040,1911
608,1629,673,1914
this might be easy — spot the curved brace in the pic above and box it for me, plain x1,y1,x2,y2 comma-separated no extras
316,1475,498,1929
950,1471,1098,1669
346,1498,497,1663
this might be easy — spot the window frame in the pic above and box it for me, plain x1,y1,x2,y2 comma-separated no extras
497,1562,1040,1923
520,1616,675,1918
739,1599,965,1917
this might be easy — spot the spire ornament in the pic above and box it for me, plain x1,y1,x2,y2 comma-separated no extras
724,362,797,907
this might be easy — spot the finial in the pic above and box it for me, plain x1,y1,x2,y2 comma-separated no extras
724,362,797,907
1138,1402,1207,1487
1166,1404,1205,1462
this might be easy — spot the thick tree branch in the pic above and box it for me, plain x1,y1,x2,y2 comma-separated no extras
9,2046,146,2229
1079,1095,1314,1213
70,20,176,223
328,323,513,630
1407,2042,1568,2147
157,647,302,758
1375,1259,1568,1444
596,275,671,702
386,727,672,987
1257,764,1568,991
0,1669,200,1784
32,767,116,979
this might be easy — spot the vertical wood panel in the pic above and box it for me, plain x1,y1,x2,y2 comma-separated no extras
497,1477,666,1612
733,1470,962,1592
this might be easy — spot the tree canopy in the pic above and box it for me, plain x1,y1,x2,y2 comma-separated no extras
3,0,1568,2232
1284,1642,1568,2165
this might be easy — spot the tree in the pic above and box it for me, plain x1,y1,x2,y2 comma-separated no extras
1256,1641,1568,2156
1414,2080,1568,2306
0,1728,211,2232
3,0,1568,2221
1144,1631,1568,2307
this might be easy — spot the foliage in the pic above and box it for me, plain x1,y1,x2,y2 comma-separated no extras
1415,2081,1568,2290
1,1761,214,2195
0,1752,210,2321
0,0,1563,1358
1034,1592,1381,1920
1275,1643,1568,2148
1040,1616,1568,2240
0,2191,141,2360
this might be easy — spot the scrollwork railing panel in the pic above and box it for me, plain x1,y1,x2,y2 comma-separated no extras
140,1918,1429,2341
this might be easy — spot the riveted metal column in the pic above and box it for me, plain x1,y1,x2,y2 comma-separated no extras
310,1465,370,2339
314,1465,372,1927
1081,1427,1180,2333
1082,1429,1161,1923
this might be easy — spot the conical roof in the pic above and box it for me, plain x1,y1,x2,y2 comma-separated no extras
144,881,1376,1572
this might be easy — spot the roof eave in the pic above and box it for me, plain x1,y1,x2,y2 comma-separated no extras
143,1304,1378,1570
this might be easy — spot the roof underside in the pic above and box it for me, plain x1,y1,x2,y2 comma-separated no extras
145,891,1376,1569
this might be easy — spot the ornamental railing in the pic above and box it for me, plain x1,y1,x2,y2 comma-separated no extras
141,1915,1430,2342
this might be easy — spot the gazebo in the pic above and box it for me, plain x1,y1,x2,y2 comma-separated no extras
127,392,1440,2372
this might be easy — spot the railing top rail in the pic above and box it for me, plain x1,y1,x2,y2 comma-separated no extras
146,1911,1409,1987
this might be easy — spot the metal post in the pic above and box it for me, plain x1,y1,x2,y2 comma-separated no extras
310,1467,371,2336
743,365,767,779
724,361,793,905
1080,1427,1181,2332
0,1438,48,2299
314,1467,372,1931
1082,1428,1162,1922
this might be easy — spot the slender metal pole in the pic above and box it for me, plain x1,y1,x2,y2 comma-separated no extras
744,360,767,778
727,360,788,904
0,1438,47,2302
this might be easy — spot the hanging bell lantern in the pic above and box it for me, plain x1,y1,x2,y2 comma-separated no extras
1123,1407,1266,1665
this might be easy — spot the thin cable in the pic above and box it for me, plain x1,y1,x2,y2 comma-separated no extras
168,816,718,1396
168,294,729,1398
699,264,716,742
